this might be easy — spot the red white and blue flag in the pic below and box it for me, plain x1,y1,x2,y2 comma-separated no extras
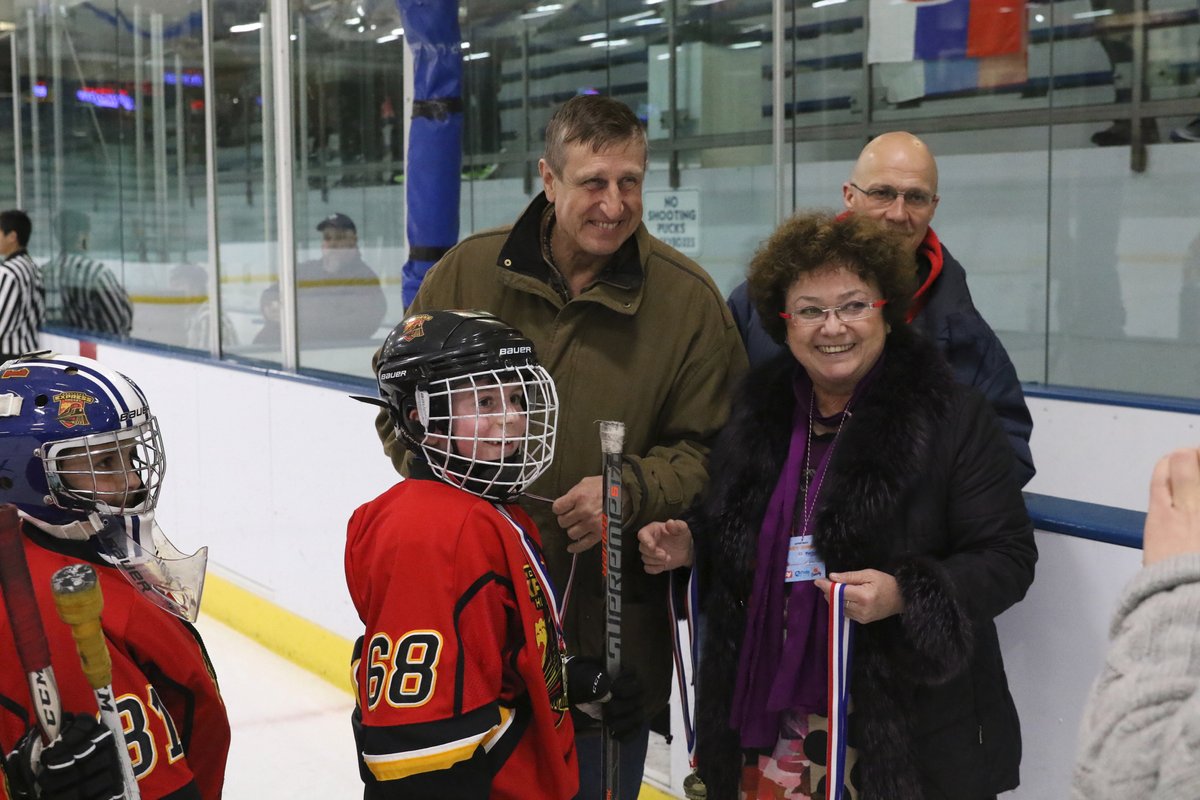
868,0,1027,95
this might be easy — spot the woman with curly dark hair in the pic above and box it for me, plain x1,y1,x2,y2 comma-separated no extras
639,211,1036,799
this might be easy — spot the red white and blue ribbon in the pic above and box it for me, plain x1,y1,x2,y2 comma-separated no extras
495,504,567,653
667,568,700,763
825,581,855,800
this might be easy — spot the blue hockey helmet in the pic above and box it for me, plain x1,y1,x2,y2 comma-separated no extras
0,353,206,621
0,353,164,522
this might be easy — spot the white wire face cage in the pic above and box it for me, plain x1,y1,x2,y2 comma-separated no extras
40,416,166,516
416,364,558,502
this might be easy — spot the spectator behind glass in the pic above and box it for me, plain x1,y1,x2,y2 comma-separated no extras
169,262,238,350
254,212,387,346
639,211,1036,799
1073,446,1200,798
727,132,1035,487
42,209,133,338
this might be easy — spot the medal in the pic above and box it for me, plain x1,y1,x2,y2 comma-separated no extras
683,770,707,799
555,652,571,712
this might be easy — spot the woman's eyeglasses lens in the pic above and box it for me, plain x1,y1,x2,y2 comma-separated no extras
786,301,879,325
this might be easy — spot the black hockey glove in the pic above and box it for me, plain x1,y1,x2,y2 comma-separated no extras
4,713,124,800
565,656,612,706
604,669,645,742
564,658,644,742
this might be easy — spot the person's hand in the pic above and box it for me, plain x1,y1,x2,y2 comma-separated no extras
565,656,613,706
1142,447,1200,567
552,476,604,553
564,659,643,741
604,670,644,741
815,569,905,624
4,713,125,800
638,519,694,574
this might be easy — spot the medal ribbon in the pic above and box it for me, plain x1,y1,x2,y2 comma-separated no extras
826,581,855,800
495,504,568,659
668,568,700,763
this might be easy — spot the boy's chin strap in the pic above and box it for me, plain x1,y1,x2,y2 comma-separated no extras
19,510,106,541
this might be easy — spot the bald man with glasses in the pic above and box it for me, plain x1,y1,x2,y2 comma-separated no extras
728,131,1035,486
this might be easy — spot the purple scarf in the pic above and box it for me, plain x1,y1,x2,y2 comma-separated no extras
730,361,881,748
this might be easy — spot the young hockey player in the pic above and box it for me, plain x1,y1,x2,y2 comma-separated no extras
348,310,637,799
0,353,229,799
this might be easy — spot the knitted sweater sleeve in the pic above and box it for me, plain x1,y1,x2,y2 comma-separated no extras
1072,553,1200,799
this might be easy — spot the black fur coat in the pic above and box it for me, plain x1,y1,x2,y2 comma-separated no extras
692,325,1037,800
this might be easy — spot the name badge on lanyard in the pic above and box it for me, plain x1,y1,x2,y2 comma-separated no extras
784,533,826,582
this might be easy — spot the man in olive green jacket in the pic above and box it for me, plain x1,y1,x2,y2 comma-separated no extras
374,95,746,800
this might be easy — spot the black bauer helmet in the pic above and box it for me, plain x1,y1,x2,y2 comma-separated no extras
376,310,558,502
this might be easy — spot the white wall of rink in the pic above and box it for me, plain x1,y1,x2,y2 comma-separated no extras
40,333,390,641
1024,394,1200,511
39,333,1199,798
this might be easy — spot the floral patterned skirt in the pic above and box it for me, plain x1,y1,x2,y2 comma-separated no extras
740,711,860,800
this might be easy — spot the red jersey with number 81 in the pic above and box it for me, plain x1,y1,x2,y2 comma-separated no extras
0,526,230,800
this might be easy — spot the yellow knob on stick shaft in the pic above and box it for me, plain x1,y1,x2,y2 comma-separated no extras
49,563,141,799
51,564,113,691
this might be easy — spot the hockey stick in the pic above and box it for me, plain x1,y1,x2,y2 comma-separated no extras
51,563,141,799
0,503,63,744
598,420,625,800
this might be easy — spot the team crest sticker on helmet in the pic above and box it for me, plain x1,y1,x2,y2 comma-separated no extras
400,314,433,342
52,391,97,428
1,366,29,379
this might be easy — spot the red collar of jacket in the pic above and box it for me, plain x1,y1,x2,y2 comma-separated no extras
908,226,942,323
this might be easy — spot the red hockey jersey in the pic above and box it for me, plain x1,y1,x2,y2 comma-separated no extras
0,525,230,799
346,477,578,799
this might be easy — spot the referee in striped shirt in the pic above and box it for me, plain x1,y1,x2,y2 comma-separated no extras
42,209,133,337
0,209,44,361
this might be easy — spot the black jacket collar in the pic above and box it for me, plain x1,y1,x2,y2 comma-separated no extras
496,193,644,293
